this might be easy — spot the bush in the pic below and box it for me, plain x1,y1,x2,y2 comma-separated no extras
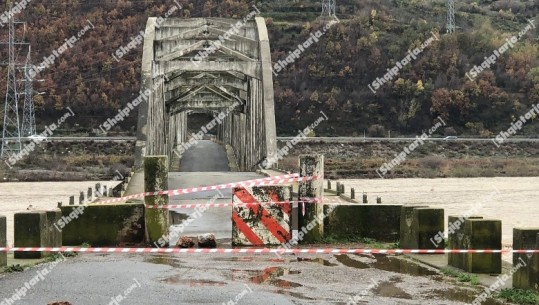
367,124,386,137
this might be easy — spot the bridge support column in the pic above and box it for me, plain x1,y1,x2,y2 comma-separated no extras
144,155,170,246
298,154,324,242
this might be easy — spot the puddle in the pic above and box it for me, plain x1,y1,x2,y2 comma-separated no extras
248,267,302,288
160,274,227,286
297,257,338,266
335,254,369,269
369,254,438,276
276,290,315,300
144,256,183,268
373,278,412,299
335,254,438,277
214,257,255,262
429,288,504,305
169,211,189,225
214,257,288,263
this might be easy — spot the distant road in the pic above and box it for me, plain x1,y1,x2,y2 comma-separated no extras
3,136,539,143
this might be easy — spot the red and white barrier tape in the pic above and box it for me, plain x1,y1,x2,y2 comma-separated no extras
145,198,322,209
0,247,537,254
92,174,318,205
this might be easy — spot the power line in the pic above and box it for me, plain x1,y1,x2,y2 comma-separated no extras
0,12,26,158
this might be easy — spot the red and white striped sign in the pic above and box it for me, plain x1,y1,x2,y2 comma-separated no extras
232,186,292,246
0,247,537,254
92,174,317,205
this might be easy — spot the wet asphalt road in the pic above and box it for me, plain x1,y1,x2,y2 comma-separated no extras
0,252,503,305
179,140,230,172
0,142,505,304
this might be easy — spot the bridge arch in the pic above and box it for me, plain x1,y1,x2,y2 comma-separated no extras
135,17,277,171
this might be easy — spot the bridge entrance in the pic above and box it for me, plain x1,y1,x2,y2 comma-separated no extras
135,17,277,172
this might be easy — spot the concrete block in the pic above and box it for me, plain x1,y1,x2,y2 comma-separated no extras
69,196,74,206
448,215,483,270
144,155,169,246
513,228,539,290
0,215,6,267
411,208,444,250
464,219,501,274
46,209,63,255
14,211,48,259
400,205,428,249
325,204,402,242
298,154,324,242
79,192,84,204
232,185,292,246
60,204,145,246
87,187,93,202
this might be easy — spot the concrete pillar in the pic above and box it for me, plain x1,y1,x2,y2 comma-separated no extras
350,188,355,200
95,183,102,197
336,182,341,195
448,215,483,270
69,196,75,206
411,207,444,249
400,206,428,249
144,155,170,246
340,184,345,195
103,185,108,197
46,209,62,255
0,215,6,267
327,180,331,190
513,228,539,290
376,197,382,204
79,192,84,204
14,211,48,259
87,187,93,202
298,154,324,242
464,219,501,273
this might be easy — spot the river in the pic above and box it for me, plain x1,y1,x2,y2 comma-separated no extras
0,180,120,245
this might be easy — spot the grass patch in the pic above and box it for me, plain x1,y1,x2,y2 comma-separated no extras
496,288,539,305
319,235,398,249
440,267,480,285
3,264,24,273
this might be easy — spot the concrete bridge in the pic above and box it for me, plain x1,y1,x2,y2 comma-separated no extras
134,17,277,172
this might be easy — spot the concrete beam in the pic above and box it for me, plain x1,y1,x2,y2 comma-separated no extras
255,17,278,161
157,40,206,61
135,17,158,168
165,77,247,92
161,61,261,80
